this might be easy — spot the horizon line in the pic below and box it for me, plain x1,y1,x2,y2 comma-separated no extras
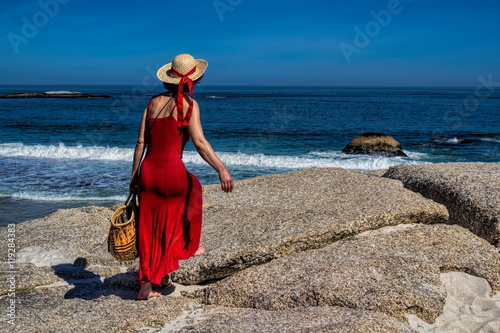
0,83,481,89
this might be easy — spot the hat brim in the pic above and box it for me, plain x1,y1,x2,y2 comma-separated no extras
156,59,208,84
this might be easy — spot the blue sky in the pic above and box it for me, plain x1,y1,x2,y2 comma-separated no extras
0,0,499,86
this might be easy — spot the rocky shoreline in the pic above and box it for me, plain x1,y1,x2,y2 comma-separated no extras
0,91,112,98
0,163,499,332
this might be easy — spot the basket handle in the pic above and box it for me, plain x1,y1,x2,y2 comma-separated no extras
124,191,136,206
110,191,137,227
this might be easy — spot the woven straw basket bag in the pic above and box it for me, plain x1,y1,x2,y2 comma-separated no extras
108,192,139,261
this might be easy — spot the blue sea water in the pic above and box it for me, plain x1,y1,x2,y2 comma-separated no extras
0,85,499,225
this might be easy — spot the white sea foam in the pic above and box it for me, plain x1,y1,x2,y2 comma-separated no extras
7,192,125,202
0,143,133,161
0,144,434,204
206,95,227,99
0,143,431,171
479,137,500,143
309,150,429,160
184,150,430,171
433,137,463,144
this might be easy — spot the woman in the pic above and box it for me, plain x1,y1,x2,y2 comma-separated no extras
129,54,233,300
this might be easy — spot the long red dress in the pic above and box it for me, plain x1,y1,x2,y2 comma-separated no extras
137,101,202,285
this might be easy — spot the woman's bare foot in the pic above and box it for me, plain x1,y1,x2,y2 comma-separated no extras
194,245,206,256
138,290,161,300
138,282,161,300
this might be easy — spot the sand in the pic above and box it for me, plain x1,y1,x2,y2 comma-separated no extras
16,246,73,267
141,303,205,332
407,272,500,333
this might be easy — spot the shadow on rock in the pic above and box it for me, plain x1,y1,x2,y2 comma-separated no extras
104,271,177,296
52,257,137,300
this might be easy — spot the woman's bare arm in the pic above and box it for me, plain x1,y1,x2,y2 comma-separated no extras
188,100,234,193
129,105,148,191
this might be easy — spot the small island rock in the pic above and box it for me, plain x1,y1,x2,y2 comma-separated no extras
342,132,407,157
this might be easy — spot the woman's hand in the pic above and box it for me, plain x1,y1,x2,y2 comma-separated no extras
219,169,234,193
129,174,138,192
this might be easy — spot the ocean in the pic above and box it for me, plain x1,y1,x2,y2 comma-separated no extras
0,85,499,225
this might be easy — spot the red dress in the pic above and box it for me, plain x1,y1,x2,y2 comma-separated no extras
137,101,202,285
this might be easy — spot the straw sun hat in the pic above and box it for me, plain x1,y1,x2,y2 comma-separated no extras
156,54,208,84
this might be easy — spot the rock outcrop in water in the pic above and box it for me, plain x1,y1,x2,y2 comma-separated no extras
1,164,499,333
0,91,111,98
342,132,408,157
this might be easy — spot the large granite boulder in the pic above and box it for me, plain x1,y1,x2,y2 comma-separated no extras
383,163,500,245
171,167,447,284
2,164,499,332
0,206,125,295
0,283,193,333
175,306,415,333
195,223,500,323
342,132,408,157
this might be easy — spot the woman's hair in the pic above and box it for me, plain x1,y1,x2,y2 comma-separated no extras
162,75,204,94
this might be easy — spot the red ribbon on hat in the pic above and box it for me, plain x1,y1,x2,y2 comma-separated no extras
170,66,197,128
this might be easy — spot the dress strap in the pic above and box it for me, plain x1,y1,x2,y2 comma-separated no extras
147,96,173,120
